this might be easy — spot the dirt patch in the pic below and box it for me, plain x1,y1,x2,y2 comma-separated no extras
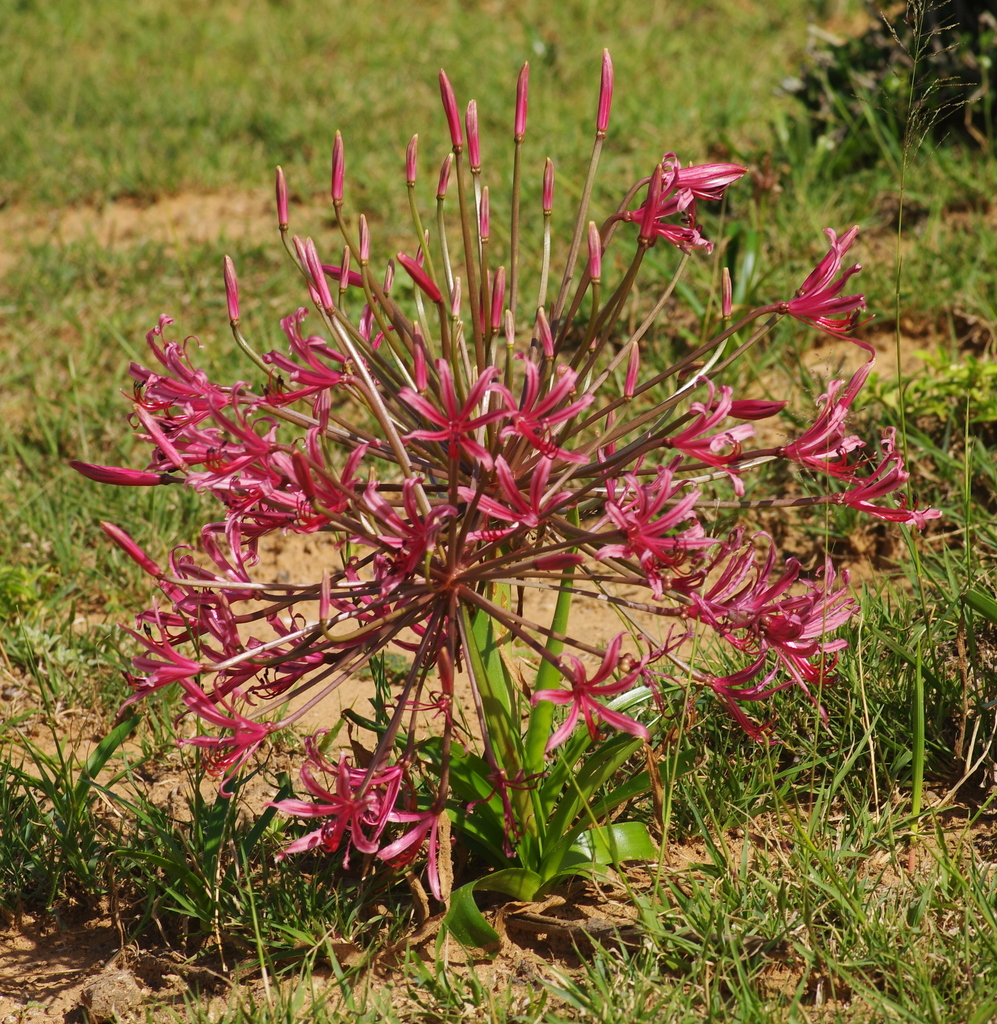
0,189,320,280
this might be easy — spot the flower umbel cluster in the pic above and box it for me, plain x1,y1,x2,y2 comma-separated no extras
75,53,940,896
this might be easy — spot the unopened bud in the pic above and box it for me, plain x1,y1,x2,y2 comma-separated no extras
466,100,480,171
542,157,554,215
638,163,662,245
275,166,289,229
223,255,240,322
597,49,614,136
450,276,462,318
479,185,490,241
331,131,345,204
586,222,601,282
439,70,463,149
491,265,506,331
304,238,334,308
359,214,370,264
413,331,428,391
339,248,352,292
437,153,454,200
397,251,443,304
100,521,163,577
515,63,529,139
406,134,418,186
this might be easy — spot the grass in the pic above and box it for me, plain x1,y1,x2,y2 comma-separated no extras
3,0,997,1020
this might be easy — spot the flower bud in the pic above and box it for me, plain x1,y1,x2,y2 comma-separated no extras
413,331,428,392
359,214,370,264
71,461,171,487
479,185,490,241
491,265,506,331
275,166,289,229
542,157,554,215
339,247,351,292
586,222,601,282
466,100,480,171
439,70,463,149
515,62,529,139
319,570,331,623
450,276,462,318
331,131,345,204
597,49,613,136
437,153,454,200
100,521,163,577
223,255,240,322
406,134,418,186
398,251,443,304
638,163,662,245
304,238,334,308
722,267,732,319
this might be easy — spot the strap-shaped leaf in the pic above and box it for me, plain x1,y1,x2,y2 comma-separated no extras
542,820,656,881
443,868,543,948
74,715,140,803
966,588,997,625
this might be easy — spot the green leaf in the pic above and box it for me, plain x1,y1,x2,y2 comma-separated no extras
542,821,657,881
74,714,140,803
444,882,501,949
442,868,544,949
464,606,523,777
544,732,643,844
570,821,657,866
966,588,997,625
474,867,543,900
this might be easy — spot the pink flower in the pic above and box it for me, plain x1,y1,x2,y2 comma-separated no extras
271,740,403,865
355,477,456,592
534,634,650,751
498,358,593,464
688,542,857,705
780,359,873,479
832,428,942,527
596,462,715,599
664,381,755,495
400,360,510,469
781,227,867,336
378,808,443,899
623,156,746,253
177,680,276,794
705,657,782,742
459,456,570,541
